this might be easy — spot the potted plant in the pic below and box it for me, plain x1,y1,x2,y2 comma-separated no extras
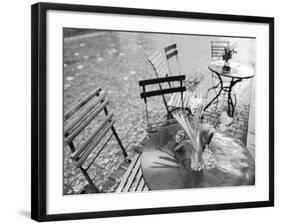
222,45,237,71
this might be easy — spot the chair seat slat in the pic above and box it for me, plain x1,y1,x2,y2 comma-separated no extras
116,154,140,193
212,50,225,53
66,111,113,144
129,165,143,192
123,159,141,192
167,92,176,107
211,41,230,60
212,46,227,49
177,92,182,107
168,92,190,108
85,132,114,171
212,53,224,56
157,70,169,79
211,41,229,44
155,63,169,77
75,119,115,167
143,185,149,191
64,87,102,120
153,56,167,70
211,45,228,47
212,52,223,55
136,178,145,192
212,52,224,55
148,51,162,65
150,54,164,68
64,92,107,135
71,115,114,160
184,91,190,107
148,51,160,61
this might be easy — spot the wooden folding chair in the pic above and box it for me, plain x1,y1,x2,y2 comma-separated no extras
147,50,193,115
116,153,149,193
164,43,203,89
147,51,171,84
139,75,186,132
164,43,182,76
64,88,128,193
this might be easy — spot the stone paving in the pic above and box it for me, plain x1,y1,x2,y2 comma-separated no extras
203,78,254,147
63,30,255,194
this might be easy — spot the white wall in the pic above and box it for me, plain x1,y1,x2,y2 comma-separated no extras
0,0,279,223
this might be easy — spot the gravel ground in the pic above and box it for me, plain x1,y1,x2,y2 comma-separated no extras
63,30,255,194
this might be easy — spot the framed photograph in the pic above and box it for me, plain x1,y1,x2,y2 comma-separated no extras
31,2,274,222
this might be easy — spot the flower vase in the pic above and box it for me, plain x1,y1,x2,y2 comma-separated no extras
223,60,231,72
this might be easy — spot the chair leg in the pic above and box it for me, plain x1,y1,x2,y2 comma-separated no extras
80,167,100,193
103,106,129,159
111,126,128,158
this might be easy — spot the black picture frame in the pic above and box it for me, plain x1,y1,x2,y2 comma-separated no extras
31,2,274,222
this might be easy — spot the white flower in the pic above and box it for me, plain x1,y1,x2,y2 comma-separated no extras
189,96,206,115
175,130,186,144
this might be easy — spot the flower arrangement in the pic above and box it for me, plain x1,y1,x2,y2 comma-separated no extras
172,101,233,171
172,105,215,171
222,45,238,63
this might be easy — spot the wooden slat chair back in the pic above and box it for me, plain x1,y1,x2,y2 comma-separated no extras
147,51,170,84
64,88,128,193
139,75,186,131
211,41,230,60
147,50,191,116
164,44,196,109
164,43,181,76
164,44,203,91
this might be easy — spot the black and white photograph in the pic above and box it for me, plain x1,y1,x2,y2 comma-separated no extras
63,28,256,195
29,2,274,222
0,0,278,223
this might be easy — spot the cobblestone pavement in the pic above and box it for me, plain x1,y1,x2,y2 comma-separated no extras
202,78,254,151
63,31,255,194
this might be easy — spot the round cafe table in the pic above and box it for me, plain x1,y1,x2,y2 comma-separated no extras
141,123,255,190
204,60,255,117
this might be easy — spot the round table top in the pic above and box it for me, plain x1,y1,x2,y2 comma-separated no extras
208,60,255,79
141,123,255,190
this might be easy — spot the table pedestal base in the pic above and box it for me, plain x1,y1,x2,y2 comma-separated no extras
204,74,241,117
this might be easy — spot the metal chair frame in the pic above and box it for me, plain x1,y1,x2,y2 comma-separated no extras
139,75,186,132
